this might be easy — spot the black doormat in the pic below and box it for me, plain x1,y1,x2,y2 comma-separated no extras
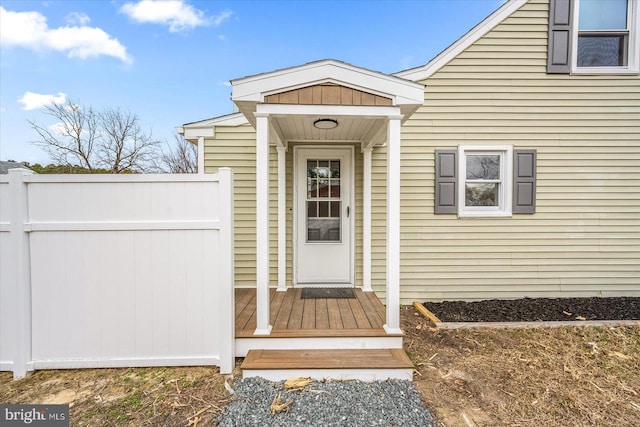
301,288,356,299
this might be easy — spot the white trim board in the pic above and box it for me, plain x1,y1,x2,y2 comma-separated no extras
242,368,413,382
235,336,404,357
29,356,222,370
293,146,355,287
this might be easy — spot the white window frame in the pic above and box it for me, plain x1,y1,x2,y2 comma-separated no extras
458,146,513,218
572,0,640,74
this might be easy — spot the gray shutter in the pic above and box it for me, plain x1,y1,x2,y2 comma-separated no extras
434,149,457,214
513,149,537,214
547,0,573,73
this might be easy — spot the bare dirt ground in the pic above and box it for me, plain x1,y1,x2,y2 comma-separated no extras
403,307,640,427
1,308,639,427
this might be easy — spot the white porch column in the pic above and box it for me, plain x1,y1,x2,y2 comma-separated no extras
254,113,272,335
277,145,287,292
197,136,205,174
362,147,373,292
384,117,402,334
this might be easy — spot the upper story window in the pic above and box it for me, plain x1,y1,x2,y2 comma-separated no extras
573,0,639,73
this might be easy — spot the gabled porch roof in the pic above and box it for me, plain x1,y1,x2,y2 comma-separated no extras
229,59,424,150
231,59,425,128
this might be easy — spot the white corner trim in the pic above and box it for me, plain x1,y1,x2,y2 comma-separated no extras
197,136,205,174
394,0,529,81
277,146,287,292
362,147,372,293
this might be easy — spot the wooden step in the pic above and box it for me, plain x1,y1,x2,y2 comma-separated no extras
241,349,414,382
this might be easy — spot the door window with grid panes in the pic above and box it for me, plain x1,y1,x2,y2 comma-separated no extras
306,159,341,242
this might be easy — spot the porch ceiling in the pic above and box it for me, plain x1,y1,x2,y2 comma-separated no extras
269,114,386,146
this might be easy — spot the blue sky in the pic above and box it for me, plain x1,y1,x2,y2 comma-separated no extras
0,0,503,164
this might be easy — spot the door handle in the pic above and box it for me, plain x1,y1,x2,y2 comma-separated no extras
346,206,350,218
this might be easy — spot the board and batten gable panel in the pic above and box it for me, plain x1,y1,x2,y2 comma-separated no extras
395,0,640,303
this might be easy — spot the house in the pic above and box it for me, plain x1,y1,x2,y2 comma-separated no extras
178,0,639,378
0,161,32,174
0,0,636,382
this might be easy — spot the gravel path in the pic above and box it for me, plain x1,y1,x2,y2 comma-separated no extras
214,377,438,427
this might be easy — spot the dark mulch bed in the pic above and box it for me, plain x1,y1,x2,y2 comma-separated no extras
423,297,640,323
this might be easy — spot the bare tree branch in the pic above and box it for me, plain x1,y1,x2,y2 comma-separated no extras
157,135,198,174
98,108,160,173
29,100,161,173
29,100,99,171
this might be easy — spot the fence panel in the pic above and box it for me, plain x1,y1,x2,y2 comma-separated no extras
0,170,234,378
0,177,15,371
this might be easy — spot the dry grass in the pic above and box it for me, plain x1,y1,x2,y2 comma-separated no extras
0,365,240,426
1,309,638,426
403,307,640,427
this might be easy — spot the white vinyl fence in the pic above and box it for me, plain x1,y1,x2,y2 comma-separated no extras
0,168,234,379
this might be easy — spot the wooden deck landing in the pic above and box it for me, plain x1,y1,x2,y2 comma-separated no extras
235,288,392,338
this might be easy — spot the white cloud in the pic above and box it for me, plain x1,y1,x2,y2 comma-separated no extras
65,12,91,26
120,1,231,32
17,91,67,111
0,6,131,63
212,10,232,27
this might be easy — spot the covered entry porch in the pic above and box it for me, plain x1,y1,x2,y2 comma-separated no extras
231,60,425,337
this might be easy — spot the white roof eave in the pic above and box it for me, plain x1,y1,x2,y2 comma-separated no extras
231,60,424,123
394,0,529,81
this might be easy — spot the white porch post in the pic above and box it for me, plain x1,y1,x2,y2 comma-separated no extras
384,117,402,334
254,113,272,335
197,136,205,174
277,145,287,292
362,147,373,292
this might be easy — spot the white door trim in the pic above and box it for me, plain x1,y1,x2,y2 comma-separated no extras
293,145,355,287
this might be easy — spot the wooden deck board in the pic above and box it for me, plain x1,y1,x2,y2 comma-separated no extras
337,299,358,329
356,290,385,327
235,289,257,332
327,299,343,329
234,288,394,338
349,298,373,329
366,291,387,322
315,299,330,329
301,298,316,329
273,290,295,330
287,289,304,329
241,349,413,370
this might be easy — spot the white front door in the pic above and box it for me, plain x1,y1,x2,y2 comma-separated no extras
295,147,353,286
